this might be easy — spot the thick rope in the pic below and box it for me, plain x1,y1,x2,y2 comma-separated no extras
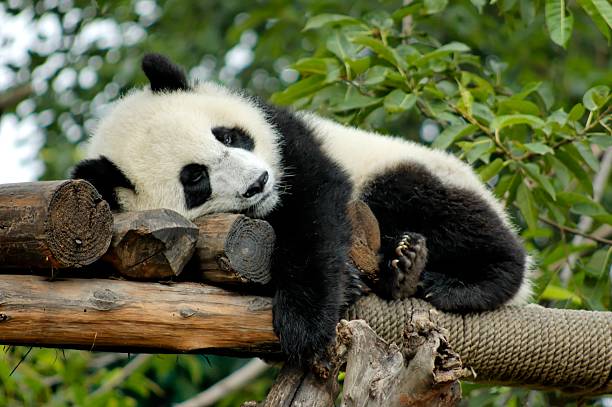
347,295,612,395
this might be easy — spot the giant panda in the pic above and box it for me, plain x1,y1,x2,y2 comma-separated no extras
73,54,532,364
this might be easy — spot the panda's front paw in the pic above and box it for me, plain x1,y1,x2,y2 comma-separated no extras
273,293,336,367
380,232,427,299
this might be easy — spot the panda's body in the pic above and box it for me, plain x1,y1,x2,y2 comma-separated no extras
73,54,531,364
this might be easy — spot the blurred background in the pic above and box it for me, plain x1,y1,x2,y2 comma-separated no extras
0,0,610,406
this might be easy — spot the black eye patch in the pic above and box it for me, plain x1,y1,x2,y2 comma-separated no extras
180,163,211,209
212,127,255,151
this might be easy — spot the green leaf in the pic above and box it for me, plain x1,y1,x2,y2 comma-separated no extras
498,99,541,115
540,284,582,305
524,142,555,155
363,66,390,85
351,36,407,71
333,88,382,112
516,182,538,230
583,85,610,111
465,138,494,164
392,4,423,21
576,0,611,41
567,103,585,121
592,0,612,29
470,0,487,13
346,57,371,75
415,42,471,66
458,83,474,117
520,162,557,200
589,134,612,148
326,31,359,61
491,114,545,130
271,75,329,105
292,58,341,82
432,123,478,150
424,0,449,14
514,81,542,100
545,0,574,48
520,0,537,25
478,158,505,182
556,147,594,194
383,90,417,113
574,141,600,172
303,14,364,30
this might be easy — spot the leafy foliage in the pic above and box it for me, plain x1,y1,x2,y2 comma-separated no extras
0,0,610,406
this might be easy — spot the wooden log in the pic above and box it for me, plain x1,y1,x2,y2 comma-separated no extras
0,180,112,269
191,214,275,285
0,274,278,355
103,209,199,280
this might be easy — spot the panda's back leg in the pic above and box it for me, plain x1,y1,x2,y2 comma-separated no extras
361,162,526,312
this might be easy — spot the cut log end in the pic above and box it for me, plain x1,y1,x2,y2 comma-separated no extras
225,216,275,284
46,180,113,267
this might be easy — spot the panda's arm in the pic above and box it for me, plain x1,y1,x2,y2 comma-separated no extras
262,106,355,364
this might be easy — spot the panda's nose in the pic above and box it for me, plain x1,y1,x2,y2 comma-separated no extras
243,171,269,198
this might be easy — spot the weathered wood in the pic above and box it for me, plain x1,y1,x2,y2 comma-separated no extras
103,209,199,280
263,319,463,407
264,363,339,407
191,214,275,285
0,180,112,268
340,318,463,407
347,200,381,288
0,274,278,356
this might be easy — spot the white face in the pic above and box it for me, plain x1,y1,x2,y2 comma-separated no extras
85,83,283,219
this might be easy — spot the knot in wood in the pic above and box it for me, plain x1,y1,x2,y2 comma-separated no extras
90,288,120,311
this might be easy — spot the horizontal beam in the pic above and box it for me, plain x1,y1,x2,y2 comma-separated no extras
0,274,278,356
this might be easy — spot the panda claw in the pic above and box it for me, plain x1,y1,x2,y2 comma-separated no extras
385,232,428,300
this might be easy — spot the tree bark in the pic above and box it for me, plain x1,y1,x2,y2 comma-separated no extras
0,274,278,356
103,209,199,280
0,180,112,269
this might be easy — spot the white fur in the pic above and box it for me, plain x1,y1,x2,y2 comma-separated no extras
86,84,282,219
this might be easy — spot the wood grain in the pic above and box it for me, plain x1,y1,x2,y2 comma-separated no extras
0,274,279,356
0,180,112,269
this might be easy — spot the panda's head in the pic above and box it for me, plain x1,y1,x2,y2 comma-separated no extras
72,54,282,220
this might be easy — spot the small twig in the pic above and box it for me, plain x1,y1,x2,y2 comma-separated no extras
174,359,269,407
539,217,612,245
9,347,33,376
0,84,33,111
90,354,152,397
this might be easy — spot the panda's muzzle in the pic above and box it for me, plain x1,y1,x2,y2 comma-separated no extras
242,171,269,198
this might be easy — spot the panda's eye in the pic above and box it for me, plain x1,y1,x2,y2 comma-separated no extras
180,163,209,186
212,127,255,151
222,133,233,145
213,127,234,146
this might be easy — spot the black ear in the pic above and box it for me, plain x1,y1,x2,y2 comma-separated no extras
71,156,135,211
142,53,190,93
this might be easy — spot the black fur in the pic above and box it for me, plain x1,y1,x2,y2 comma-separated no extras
71,155,135,211
212,127,255,151
361,163,526,312
142,53,190,93
180,163,212,209
258,102,357,365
